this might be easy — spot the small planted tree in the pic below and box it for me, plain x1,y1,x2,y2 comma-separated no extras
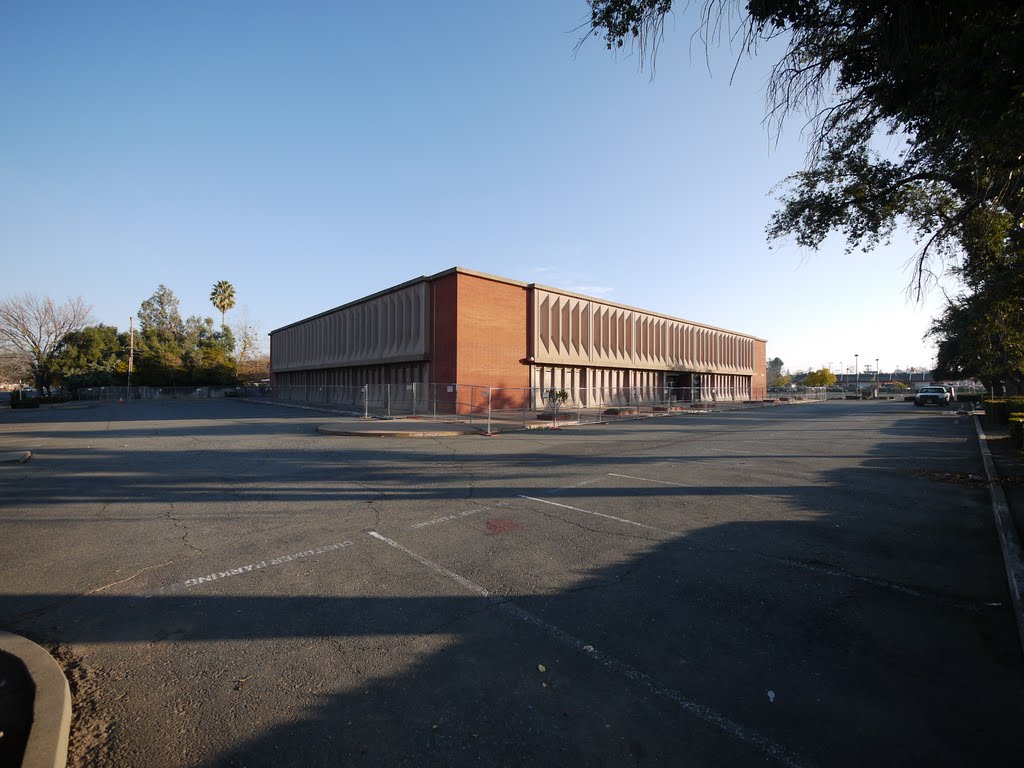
546,388,569,427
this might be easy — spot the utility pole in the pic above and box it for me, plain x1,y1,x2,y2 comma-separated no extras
127,316,134,400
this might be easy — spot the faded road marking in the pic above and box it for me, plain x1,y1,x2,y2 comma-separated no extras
140,541,354,596
410,505,498,530
367,530,809,768
368,531,488,596
518,496,668,533
608,473,689,486
484,519,526,536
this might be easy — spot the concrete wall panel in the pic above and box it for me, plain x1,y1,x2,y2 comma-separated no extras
531,287,758,375
271,281,429,373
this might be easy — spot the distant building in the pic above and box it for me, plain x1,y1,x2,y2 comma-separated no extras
270,267,767,410
832,372,936,388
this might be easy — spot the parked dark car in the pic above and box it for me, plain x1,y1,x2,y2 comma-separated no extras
914,386,951,407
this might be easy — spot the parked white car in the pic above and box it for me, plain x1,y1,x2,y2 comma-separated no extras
914,386,952,407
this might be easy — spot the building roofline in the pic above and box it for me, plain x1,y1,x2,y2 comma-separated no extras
526,281,766,342
268,274,432,335
269,266,765,342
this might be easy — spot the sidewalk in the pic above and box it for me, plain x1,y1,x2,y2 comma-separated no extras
976,421,1024,657
317,418,483,437
985,427,1024,547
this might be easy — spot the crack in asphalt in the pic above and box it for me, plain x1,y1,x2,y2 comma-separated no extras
164,503,204,554
84,560,177,595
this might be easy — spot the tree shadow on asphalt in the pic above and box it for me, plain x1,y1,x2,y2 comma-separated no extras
3,403,1022,766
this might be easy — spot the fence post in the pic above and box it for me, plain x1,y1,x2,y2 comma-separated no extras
486,387,492,435
412,382,417,417
363,384,368,418
387,384,391,418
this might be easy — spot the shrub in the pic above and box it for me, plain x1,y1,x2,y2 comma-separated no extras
10,390,40,409
1009,413,1024,449
983,398,1024,424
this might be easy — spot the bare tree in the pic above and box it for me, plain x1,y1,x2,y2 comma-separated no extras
233,306,267,383
0,294,92,394
0,345,31,388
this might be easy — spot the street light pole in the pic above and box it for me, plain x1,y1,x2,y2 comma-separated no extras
855,354,859,393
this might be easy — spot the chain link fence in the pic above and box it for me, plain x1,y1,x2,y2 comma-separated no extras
71,382,826,430
75,386,266,401
268,383,827,431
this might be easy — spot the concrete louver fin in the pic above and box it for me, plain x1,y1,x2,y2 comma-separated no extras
525,285,756,374
268,281,429,372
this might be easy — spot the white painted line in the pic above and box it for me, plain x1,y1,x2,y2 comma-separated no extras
139,541,355,596
367,531,489,596
411,505,499,530
608,473,688,487
518,495,667,532
366,531,808,768
551,477,603,493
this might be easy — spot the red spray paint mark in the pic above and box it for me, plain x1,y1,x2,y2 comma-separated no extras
484,519,526,536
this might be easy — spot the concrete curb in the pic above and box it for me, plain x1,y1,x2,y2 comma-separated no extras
0,451,32,464
974,417,1024,657
0,631,71,768
317,424,478,438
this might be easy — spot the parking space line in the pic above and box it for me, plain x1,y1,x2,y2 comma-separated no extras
410,504,502,530
368,531,489,596
366,530,808,768
518,496,669,533
608,473,688,486
549,477,603,493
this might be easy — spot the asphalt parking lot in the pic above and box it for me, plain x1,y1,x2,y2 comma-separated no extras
1,399,1021,767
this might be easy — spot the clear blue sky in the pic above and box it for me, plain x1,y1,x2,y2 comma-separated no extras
1,1,945,374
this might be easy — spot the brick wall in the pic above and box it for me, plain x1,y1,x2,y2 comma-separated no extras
455,272,529,408
430,273,458,386
753,340,767,399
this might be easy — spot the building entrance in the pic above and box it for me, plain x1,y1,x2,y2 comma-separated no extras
665,373,694,401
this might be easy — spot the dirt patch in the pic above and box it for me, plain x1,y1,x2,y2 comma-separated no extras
46,643,115,768
985,433,1024,537
910,469,988,487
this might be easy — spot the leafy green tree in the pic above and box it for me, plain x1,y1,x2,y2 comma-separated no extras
210,280,236,327
766,357,785,388
182,316,237,384
586,1,1024,387
138,284,184,336
585,1,1023,289
52,324,125,388
134,286,237,385
135,285,186,385
931,281,1024,395
803,368,837,388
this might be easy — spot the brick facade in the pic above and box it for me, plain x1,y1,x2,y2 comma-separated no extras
270,267,767,411
453,272,529,392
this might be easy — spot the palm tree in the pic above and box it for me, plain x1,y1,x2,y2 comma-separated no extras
210,280,236,327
